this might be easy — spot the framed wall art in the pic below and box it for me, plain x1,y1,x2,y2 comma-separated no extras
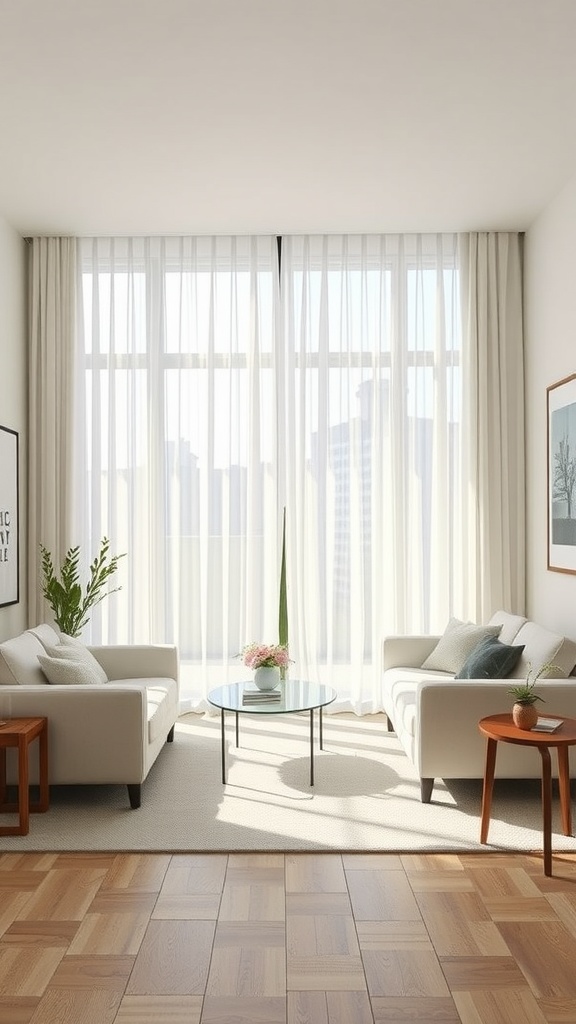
547,373,576,574
0,425,19,606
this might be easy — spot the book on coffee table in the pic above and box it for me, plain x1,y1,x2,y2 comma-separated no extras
242,686,282,705
531,717,563,733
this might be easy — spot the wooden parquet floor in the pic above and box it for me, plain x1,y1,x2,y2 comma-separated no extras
0,851,575,1023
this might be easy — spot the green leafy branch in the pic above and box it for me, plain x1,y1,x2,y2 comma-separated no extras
40,537,125,638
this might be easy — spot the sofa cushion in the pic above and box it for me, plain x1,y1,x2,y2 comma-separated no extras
421,618,502,674
38,653,106,686
506,621,576,680
43,640,108,685
0,632,49,685
28,623,61,648
455,635,525,680
486,611,528,645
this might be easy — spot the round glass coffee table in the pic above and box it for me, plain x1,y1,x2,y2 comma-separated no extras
208,680,337,786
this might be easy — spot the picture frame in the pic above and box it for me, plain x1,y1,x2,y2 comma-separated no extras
547,374,576,574
0,425,19,606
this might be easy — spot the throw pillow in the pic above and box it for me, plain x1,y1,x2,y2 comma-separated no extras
38,654,105,686
42,641,108,684
455,635,525,679
421,617,503,674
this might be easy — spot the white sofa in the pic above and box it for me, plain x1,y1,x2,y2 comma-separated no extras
382,610,576,802
0,624,179,808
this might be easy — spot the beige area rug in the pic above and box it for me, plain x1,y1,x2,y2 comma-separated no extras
1,712,575,854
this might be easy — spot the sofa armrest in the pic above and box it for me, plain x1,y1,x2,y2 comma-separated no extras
0,683,149,783
383,635,440,671
88,644,179,683
416,677,576,778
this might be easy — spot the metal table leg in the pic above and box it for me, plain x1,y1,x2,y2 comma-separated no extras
310,709,314,786
220,709,226,784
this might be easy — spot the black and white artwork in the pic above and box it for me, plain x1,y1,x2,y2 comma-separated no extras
547,374,576,574
0,425,19,605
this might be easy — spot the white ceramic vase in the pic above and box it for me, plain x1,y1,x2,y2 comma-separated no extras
254,665,280,691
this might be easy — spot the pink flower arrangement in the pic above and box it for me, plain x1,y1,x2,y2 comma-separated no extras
240,642,290,670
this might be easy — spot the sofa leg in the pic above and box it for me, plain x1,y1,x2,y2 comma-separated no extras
167,725,175,743
385,714,394,732
127,784,141,809
420,778,434,803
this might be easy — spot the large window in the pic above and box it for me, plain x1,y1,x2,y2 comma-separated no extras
78,234,462,711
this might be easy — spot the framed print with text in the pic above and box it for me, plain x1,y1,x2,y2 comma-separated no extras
0,425,19,606
547,373,576,574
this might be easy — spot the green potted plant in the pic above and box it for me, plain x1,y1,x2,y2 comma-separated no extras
40,537,125,638
508,661,561,730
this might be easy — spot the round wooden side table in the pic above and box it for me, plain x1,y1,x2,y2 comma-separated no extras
478,713,576,876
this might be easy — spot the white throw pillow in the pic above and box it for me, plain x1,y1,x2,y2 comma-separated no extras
42,640,108,684
421,618,502,674
38,653,105,686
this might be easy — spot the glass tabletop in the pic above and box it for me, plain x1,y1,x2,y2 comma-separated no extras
208,680,337,715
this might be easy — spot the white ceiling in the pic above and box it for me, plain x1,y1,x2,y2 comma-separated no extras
1,0,576,237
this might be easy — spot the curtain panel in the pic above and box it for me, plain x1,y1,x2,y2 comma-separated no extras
27,237,78,625
29,232,525,712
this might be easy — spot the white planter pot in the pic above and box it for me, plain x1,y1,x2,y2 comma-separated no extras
254,666,280,691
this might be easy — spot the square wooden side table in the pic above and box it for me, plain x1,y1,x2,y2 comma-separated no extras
0,717,49,836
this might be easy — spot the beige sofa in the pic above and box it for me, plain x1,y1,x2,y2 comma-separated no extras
382,610,576,802
0,624,179,808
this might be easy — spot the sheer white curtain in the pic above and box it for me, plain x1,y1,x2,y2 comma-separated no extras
28,237,78,625
76,236,281,708
281,235,465,711
72,232,524,714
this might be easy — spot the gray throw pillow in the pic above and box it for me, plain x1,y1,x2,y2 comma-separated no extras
455,635,525,679
421,617,503,674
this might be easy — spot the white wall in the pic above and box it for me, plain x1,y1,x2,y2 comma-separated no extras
0,217,27,640
524,174,576,641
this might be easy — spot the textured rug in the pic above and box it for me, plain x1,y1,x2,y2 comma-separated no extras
1,711,575,854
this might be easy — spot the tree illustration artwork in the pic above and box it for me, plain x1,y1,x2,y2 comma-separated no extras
553,435,576,520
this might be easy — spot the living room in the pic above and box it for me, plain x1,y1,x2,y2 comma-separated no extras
1,2,576,1022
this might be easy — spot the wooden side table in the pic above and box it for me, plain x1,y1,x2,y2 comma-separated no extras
0,717,49,836
478,713,576,876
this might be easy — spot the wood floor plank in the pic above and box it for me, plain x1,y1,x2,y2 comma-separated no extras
126,920,215,995
0,854,56,872
342,854,404,871
100,854,171,893
15,869,107,921
439,954,530,991
0,997,39,1024
27,989,123,1024
545,892,576,937
346,868,421,921
0,894,35,939
286,893,352,917
484,896,559,921
497,921,576,998
537,996,576,1022
356,920,432,951
2,921,79,946
362,950,450,998
201,995,286,1022
67,910,151,955
114,994,203,1023
407,871,476,893
157,853,228,895
0,948,66,996
152,893,221,919
371,995,461,1022
287,954,366,991
219,874,285,921
289,990,374,1023
287,913,359,957
417,892,509,956
285,854,347,893
453,988,549,1024
47,954,134,991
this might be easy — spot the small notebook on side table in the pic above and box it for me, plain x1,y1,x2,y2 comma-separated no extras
531,717,563,733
